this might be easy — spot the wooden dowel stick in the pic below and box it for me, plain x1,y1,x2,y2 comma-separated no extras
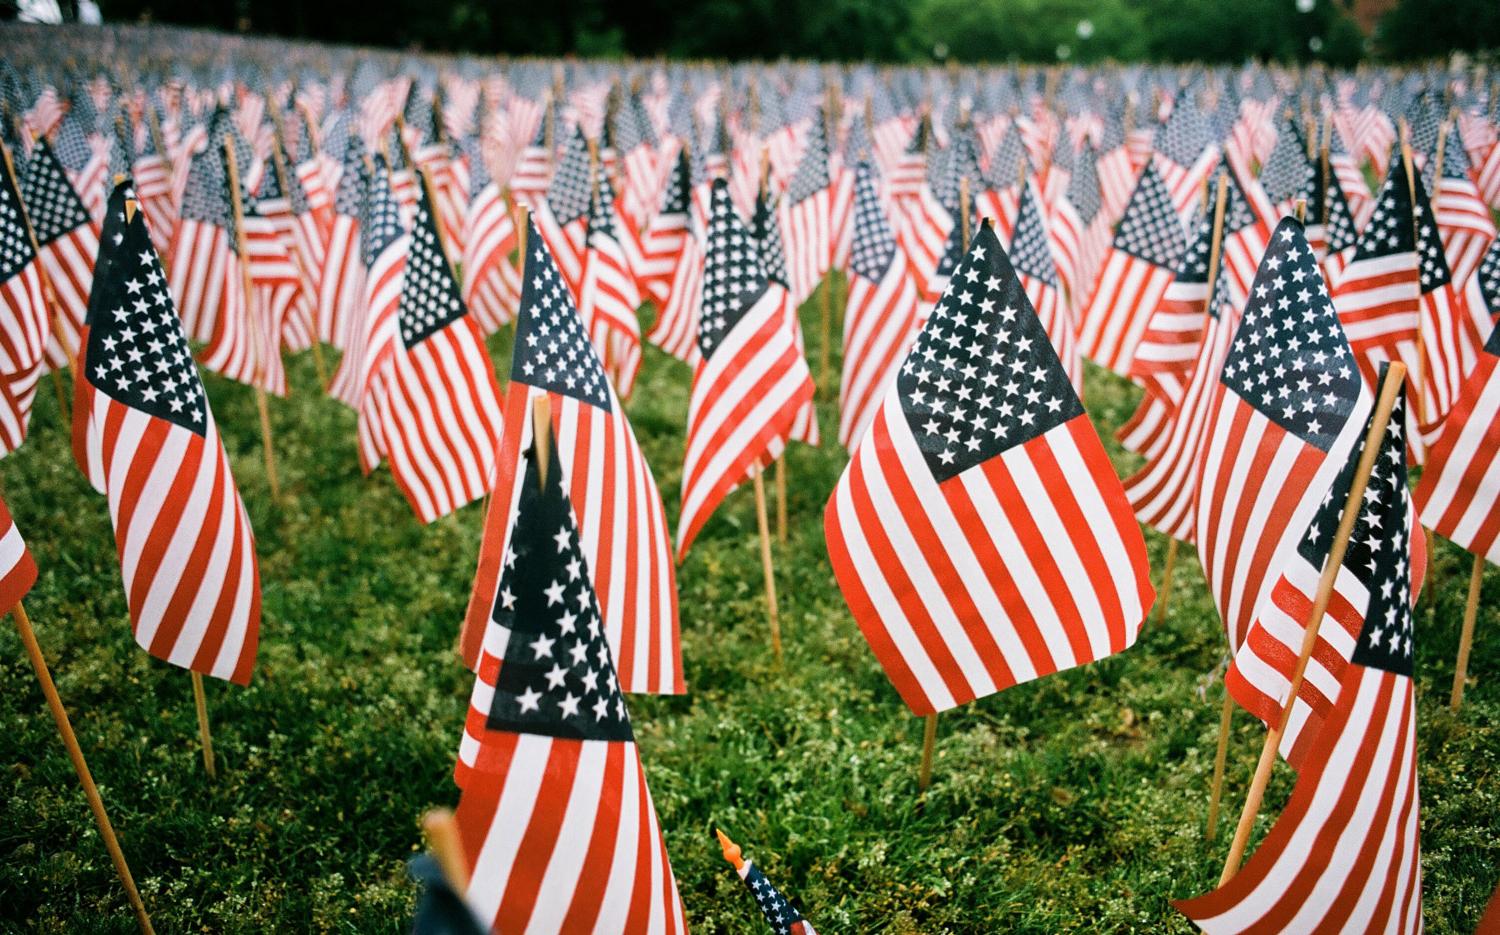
1203,173,1229,316
190,670,216,779
533,395,552,488
1219,363,1407,885
1450,552,1485,710
266,129,329,387
1205,690,1235,842
918,712,939,791
752,467,782,663
48,368,68,418
12,603,155,934
1155,538,1179,625
775,455,788,546
422,808,470,892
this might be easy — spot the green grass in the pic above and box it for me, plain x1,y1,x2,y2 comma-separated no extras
2,287,1497,933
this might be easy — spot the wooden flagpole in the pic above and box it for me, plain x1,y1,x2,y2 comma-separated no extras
12,602,155,934
1397,124,1433,431
190,671,217,779
1218,362,1407,885
533,394,552,488
775,456,788,546
1204,689,1235,841
422,808,470,892
1155,539,1179,625
1450,553,1485,710
918,177,977,792
222,138,282,503
753,464,783,664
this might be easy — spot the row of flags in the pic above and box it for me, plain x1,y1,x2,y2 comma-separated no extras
2,20,1499,933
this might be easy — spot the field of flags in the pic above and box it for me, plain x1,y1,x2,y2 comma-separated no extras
2,19,1500,933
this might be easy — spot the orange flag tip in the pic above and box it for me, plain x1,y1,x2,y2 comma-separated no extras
715,828,744,871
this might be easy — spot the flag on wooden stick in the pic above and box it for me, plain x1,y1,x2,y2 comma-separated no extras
825,219,1152,716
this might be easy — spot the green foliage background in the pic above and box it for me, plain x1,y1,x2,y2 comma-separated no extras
94,0,1497,64
1,284,1497,931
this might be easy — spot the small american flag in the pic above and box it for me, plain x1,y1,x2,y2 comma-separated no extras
0,493,37,615
1076,160,1187,375
1414,292,1500,565
75,201,261,684
1193,218,1369,653
838,161,920,450
718,831,819,935
578,167,644,397
457,136,521,334
779,110,833,306
18,138,97,370
1331,159,1421,395
532,124,592,295
452,435,686,933
361,177,505,523
314,136,369,350
1177,429,1423,930
1152,90,1219,219
461,217,682,695
825,219,1152,716
677,179,815,559
1431,130,1494,286
1049,140,1107,322
1227,364,1425,769
168,138,240,348
1010,179,1079,394
0,145,49,454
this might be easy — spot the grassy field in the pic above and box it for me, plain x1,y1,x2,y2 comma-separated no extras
2,287,1498,933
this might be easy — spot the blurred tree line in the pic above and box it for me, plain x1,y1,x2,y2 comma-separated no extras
94,0,1497,63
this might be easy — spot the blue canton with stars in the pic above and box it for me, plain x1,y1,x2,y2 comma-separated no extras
1334,368,1416,676
485,434,632,742
1409,169,1451,295
84,181,135,327
699,179,771,362
398,180,466,348
752,189,790,289
334,136,369,220
848,162,896,283
360,158,404,269
548,125,593,227
1112,161,1186,270
511,219,612,412
1353,162,1416,263
897,222,1084,483
1220,218,1361,452
19,140,90,246
85,206,208,435
740,862,808,935
0,150,36,283
1011,184,1058,287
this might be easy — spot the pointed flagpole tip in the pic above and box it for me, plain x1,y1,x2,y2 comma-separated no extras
715,828,744,871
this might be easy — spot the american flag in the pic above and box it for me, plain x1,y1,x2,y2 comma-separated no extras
0,146,49,455
74,202,261,684
613,89,661,231
1410,169,1473,446
334,157,405,466
1010,179,1079,394
1123,257,1235,541
1152,90,1219,219
1076,160,1187,375
1331,159,1421,397
578,167,644,397
315,137,370,351
18,138,97,370
1414,296,1500,564
1431,129,1497,288
1227,364,1424,769
824,219,1152,716
718,832,818,935
1128,197,1219,415
460,218,682,695
1306,145,1360,281
677,179,815,559
509,107,553,207
199,180,306,398
1049,140,1107,321
1258,115,1317,220
636,148,691,310
838,161,920,451
168,140,240,348
779,110,833,306
457,136,521,334
0,493,37,614
452,435,686,933
130,109,177,258
1177,457,1422,931
752,186,819,447
532,124,592,295
1212,161,1272,314
1095,109,1137,224
360,177,505,523
1193,218,1370,653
